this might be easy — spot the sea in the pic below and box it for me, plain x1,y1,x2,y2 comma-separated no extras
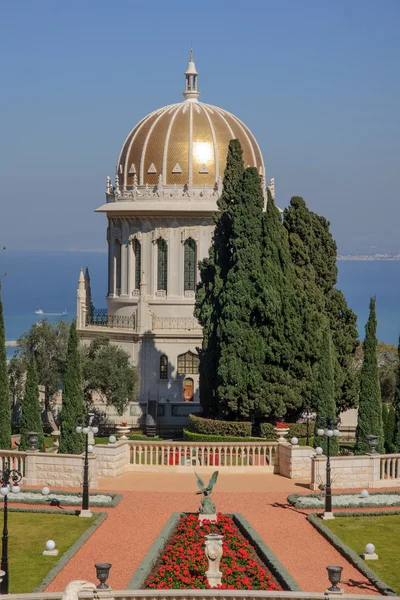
2,251,400,358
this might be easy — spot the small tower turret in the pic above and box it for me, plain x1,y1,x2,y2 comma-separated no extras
183,49,200,101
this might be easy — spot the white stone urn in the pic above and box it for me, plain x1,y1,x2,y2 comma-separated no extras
274,426,290,442
51,430,60,453
205,534,223,588
115,425,130,440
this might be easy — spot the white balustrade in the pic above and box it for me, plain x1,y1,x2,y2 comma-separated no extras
128,441,276,470
0,451,26,477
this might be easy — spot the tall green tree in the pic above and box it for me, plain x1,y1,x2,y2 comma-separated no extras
0,288,11,449
393,336,400,451
215,167,265,420
81,337,137,415
384,405,396,453
19,356,45,451
284,197,358,414
355,298,384,454
314,323,339,455
195,139,245,417
59,321,85,454
257,189,311,419
15,320,69,430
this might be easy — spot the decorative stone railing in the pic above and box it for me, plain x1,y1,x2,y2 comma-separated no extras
0,450,26,476
380,453,400,480
152,316,202,331
128,441,277,470
86,309,136,330
2,588,396,600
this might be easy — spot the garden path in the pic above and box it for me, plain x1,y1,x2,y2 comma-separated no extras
42,473,381,594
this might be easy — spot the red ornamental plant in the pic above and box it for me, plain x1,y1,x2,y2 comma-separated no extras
276,422,289,429
146,514,281,590
120,421,128,427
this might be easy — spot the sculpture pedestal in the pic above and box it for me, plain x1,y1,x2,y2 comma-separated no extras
199,513,216,524
363,553,379,560
206,570,222,588
79,509,93,518
43,549,59,556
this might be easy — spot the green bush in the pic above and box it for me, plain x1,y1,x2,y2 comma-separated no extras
259,423,275,440
187,414,252,437
183,430,263,443
259,421,315,441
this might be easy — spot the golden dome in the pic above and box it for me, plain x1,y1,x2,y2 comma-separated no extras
115,53,264,192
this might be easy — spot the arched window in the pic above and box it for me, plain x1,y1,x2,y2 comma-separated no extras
177,351,199,374
157,238,168,291
160,355,168,380
133,239,141,288
184,238,196,291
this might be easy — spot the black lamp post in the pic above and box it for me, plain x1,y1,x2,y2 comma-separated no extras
316,417,340,517
0,465,22,594
76,413,99,517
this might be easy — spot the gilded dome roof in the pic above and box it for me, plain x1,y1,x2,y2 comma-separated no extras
115,53,265,192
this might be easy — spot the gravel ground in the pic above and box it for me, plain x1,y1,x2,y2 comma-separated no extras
43,475,381,594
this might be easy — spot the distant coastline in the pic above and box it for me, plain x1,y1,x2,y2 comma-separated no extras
338,254,400,261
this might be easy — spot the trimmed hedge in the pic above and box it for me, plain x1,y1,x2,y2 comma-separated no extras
260,421,315,441
187,414,252,437
307,512,396,596
183,430,266,443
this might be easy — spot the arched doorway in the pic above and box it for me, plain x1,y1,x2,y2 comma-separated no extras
183,377,194,402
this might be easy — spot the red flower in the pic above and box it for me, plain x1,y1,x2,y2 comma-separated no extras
276,422,289,429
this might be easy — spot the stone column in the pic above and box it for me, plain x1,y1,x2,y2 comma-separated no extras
108,238,115,297
127,241,132,297
120,241,128,297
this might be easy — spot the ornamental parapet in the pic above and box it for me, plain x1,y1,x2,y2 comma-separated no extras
106,177,223,204
152,315,202,331
86,309,136,330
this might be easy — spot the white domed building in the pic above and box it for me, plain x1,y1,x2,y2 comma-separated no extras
77,52,272,428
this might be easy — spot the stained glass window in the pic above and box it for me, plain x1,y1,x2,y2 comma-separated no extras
157,238,168,291
177,351,199,374
184,238,196,291
160,355,168,379
133,239,141,288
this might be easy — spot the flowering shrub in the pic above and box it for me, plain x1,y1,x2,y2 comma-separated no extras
146,513,281,590
275,422,289,429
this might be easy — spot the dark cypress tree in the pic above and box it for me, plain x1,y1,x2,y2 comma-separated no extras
19,356,45,451
195,140,244,417
59,320,85,454
384,405,396,453
215,167,265,420
314,323,339,455
0,288,11,449
394,337,400,451
256,189,308,419
355,298,384,454
284,197,358,414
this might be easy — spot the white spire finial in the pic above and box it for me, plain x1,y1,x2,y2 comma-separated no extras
183,49,200,101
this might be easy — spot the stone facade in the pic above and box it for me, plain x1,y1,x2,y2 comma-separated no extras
277,443,314,480
24,451,98,489
311,454,382,490
95,442,131,478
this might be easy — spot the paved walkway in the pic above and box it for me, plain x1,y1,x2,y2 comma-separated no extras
43,473,379,594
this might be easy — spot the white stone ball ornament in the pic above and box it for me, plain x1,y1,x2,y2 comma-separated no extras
108,435,116,444
46,540,56,551
42,486,50,496
365,543,375,555
291,437,299,446
360,489,369,498
315,447,323,455
87,445,94,453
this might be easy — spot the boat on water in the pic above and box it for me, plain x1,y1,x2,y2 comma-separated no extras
34,309,68,316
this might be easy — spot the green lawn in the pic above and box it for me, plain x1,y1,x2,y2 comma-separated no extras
325,514,400,594
6,511,97,593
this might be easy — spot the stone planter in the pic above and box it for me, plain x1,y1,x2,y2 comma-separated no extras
115,425,130,440
51,430,60,453
274,427,290,442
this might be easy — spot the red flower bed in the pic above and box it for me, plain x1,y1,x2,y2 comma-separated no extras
146,513,281,590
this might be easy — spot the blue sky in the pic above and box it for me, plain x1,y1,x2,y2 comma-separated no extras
1,0,399,253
